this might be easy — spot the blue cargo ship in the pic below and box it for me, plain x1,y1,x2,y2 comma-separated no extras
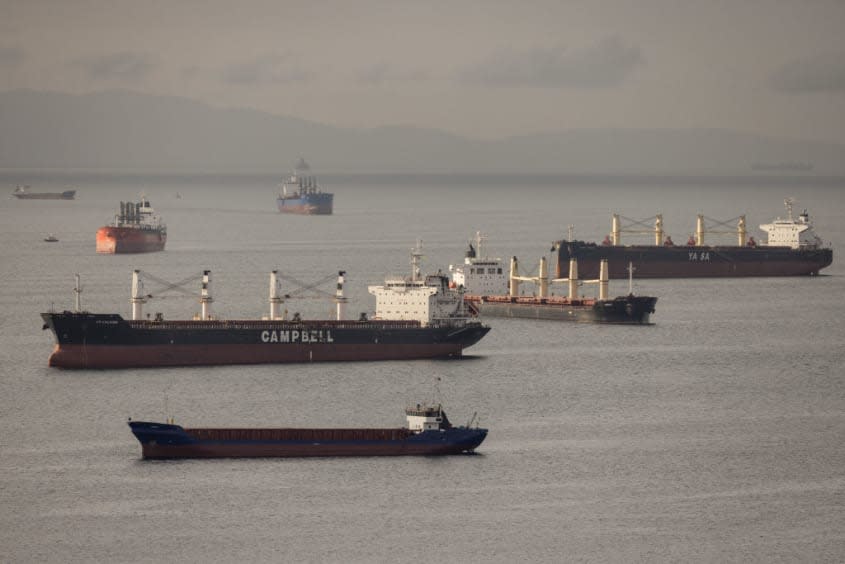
277,158,333,215
128,404,487,458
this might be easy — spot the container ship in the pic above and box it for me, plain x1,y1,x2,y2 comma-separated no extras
12,185,76,200
277,158,333,215
41,247,490,369
553,199,832,279
96,197,166,254
128,403,487,459
449,234,656,324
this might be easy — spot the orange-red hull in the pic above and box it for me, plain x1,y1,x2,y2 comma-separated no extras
96,226,166,254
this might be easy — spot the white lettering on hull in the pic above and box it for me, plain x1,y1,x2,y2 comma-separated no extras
260,330,334,344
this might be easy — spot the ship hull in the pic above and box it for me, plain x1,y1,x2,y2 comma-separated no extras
13,190,76,200
467,295,656,324
277,193,333,215
96,226,166,254
129,422,486,459
555,240,833,278
41,312,490,369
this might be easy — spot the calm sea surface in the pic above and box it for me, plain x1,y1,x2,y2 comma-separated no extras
1,171,844,563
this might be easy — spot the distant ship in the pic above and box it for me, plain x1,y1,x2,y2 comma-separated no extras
43,233,59,243
41,245,490,369
751,162,813,172
450,233,656,324
96,197,166,254
553,199,833,279
12,185,76,200
277,158,333,215
128,403,487,459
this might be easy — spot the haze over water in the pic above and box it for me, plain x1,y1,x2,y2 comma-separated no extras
1,171,844,562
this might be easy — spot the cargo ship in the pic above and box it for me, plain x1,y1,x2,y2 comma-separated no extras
12,185,76,199
128,403,487,459
277,158,333,215
41,247,490,369
553,199,833,279
449,234,656,324
96,197,166,254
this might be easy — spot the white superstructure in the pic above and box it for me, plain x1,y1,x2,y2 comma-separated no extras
280,157,323,197
759,198,824,249
369,243,474,326
405,404,450,432
448,232,509,295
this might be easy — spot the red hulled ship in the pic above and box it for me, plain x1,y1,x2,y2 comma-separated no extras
96,197,166,254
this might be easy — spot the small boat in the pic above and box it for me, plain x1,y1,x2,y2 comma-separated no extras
44,233,59,242
128,403,487,459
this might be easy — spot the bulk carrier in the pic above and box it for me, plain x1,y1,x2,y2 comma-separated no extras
128,403,487,459
41,246,489,369
449,234,656,324
277,158,333,215
554,199,832,279
96,197,166,254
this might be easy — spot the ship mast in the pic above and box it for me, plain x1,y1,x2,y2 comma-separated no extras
74,274,82,312
410,240,424,282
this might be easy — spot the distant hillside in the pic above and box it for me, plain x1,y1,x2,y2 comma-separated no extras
2,89,844,174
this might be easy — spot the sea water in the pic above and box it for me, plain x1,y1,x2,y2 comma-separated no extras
1,171,844,562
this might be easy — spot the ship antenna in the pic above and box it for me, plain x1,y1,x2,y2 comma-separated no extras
73,274,82,312
784,198,795,221
627,262,635,295
568,224,574,241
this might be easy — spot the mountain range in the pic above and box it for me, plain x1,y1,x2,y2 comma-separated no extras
2,89,844,174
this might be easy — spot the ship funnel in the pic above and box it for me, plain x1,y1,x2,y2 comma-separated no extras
598,260,609,300
509,257,520,297
269,270,284,320
131,270,147,320
538,257,549,299
200,270,213,320
568,258,579,299
335,270,347,321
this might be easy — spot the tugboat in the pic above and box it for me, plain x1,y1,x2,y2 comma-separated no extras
43,233,59,243
96,196,166,254
128,403,487,458
450,232,657,324
553,199,832,278
41,245,490,369
277,158,333,215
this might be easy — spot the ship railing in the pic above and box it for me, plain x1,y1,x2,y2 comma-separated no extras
127,319,425,330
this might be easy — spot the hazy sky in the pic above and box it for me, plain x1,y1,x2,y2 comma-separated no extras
3,0,845,143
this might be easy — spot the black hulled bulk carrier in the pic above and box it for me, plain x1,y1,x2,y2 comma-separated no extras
41,248,489,369
553,199,832,279
449,233,657,324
